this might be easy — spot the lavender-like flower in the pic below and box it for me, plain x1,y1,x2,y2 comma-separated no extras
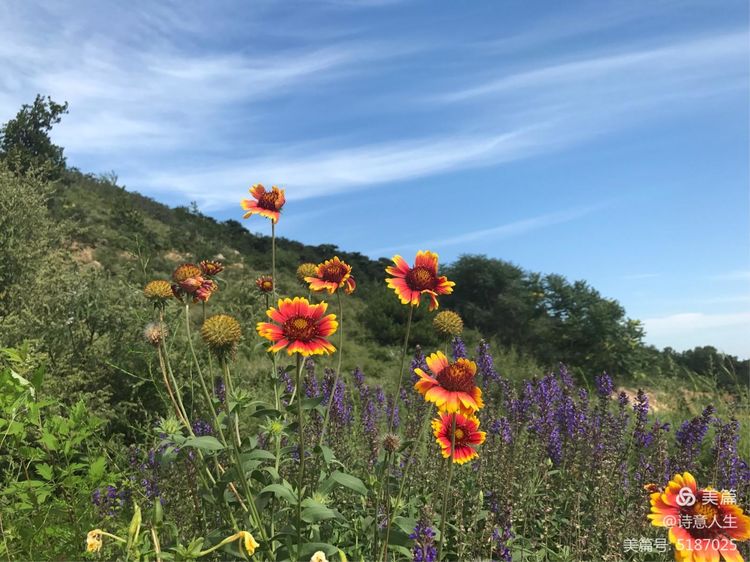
214,376,226,405
594,372,614,398
192,419,213,437
676,405,715,469
713,417,741,489
491,520,513,562
632,389,651,448
451,336,467,360
410,521,437,562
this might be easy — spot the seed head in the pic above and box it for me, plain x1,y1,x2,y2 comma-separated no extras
433,310,464,338
143,280,174,302
296,263,317,284
143,322,168,347
201,314,242,360
382,432,402,453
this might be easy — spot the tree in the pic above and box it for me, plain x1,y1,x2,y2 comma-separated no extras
0,94,69,178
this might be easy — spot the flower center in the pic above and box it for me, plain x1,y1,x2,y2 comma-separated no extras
436,362,476,393
262,281,273,290
258,191,280,210
680,500,723,539
283,316,317,341
454,428,465,440
321,263,348,283
406,266,436,291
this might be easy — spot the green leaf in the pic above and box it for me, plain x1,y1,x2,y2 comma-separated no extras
330,470,367,495
260,483,297,505
393,516,417,536
182,436,224,452
301,505,338,523
243,449,276,462
88,456,106,481
36,463,53,481
300,543,338,559
315,444,334,465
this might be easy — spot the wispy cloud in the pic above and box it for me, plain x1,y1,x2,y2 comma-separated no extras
365,204,603,256
642,311,750,357
133,127,546,208
438,32,746,103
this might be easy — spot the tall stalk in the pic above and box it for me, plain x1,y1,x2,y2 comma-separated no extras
221,360,269,549
437,413,456,560
388,305,413,433
294,354,306,560
318,291,344,446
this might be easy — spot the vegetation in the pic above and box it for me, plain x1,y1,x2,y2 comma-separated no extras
1,96,749,561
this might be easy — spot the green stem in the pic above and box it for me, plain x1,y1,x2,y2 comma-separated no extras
388,305,413,433
318,291,344,446
436,414,456,560
184,303,227,445
295,354,305,561
271,221,276,299
221,361,269,549
380,413,430,562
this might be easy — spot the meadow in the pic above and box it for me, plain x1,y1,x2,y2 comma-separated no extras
1,99,749,562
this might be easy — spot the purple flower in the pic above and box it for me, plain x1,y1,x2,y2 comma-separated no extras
214,377,226,404
633,389,651,448
713,417,741,489
489,417,513,444
192,419,213,437
676,406,715,469
594,373,614,398
451,336,467,360
491,521,513,562
410,521,437,562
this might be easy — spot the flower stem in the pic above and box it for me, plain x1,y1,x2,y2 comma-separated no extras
318,291,344,446
388,305,413,433
221,360,269,549
380,413,430,562
437,413,456,560
271,221,276,299
295,354,306,560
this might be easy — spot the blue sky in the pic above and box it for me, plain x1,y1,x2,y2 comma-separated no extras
1,0,748,356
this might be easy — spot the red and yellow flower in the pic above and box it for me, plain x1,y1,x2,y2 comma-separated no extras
241,184,286,223
414,351,483,414
649,471,750,562
432,411,486,464
257,297,338,356
171,263,218,302
199,260,224,277
385,250,454,311
255,275,274,294
305,256,356,295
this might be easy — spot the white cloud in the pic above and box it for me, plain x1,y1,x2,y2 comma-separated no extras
711,270,750,281
643,311,750,357
366,204,604,256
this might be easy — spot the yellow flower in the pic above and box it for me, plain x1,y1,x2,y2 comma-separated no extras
86,530,103,553
236,531,259,556
310,551,329,562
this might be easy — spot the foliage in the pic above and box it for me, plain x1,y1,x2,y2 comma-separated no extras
0,94,69,179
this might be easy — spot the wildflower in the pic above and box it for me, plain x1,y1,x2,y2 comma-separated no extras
385,250,454,311
199,260,224,276
414,351,483,414
255,275,274,293
649,471,750,561
310,551,329,562
143,322,168,347
382,432,402,454
594,372,614,398
86,530,103,553
305,256,356,294
236,531,259,556
172,263,204,294
257,297,338,356
676,406,715,468
296,263,318,284
194,279,218,303
432,411,486,464
410,521,437,562
200,314,242,359
433,310,463,338
143,280,174,302
241,183,285,223
451,336,467,360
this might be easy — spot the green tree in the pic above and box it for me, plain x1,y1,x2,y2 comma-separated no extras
0,94,69,178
